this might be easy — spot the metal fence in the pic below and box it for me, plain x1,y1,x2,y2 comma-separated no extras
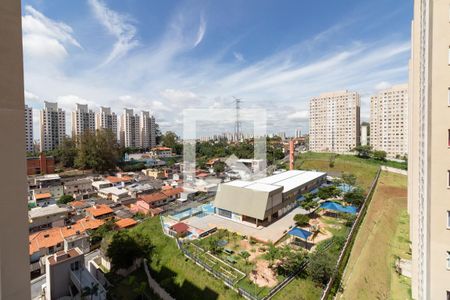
320,168,382,300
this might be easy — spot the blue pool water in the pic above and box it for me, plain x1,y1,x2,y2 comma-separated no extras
170,203,216,221
201,203,215,214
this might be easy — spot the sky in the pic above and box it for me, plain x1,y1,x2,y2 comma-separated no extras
22,0,413,140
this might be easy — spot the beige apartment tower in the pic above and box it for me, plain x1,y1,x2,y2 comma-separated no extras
95,106,118,136
40,101,66,151
370,84,408,157
140,110,156,149
0,0,32,298
71,103,95,138
119,108,140,148
409,0,450,299
309,90,361,153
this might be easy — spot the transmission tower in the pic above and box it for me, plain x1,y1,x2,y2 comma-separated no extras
233,97,242,141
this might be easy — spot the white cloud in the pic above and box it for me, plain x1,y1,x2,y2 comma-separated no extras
88,0,139,65
22,8,410,137
233,52,245,63
22,5,81,62
287,111,309,121
375,81,391,90
194,15,206,47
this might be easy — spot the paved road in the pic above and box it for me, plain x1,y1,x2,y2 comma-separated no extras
30,249,101,299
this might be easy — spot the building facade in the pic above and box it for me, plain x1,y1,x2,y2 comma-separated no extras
40,101,66,151
309,90,361,153
71,103,95,138
360,124,368,146
214,170,326,227
25,104,33,153
409,0,450,299
370,84,408,157
95,106,117,137
119,108,140,148
26,152,55,175
140,111,156,149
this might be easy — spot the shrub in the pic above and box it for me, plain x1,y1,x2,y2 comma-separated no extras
294,214,310,227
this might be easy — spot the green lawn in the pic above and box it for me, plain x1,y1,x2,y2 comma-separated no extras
272,277,322,300
107,266,161,300
294,152,404,191
336,171,411,300
130,218,241,300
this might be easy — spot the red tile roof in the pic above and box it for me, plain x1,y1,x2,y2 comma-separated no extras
29,217,104,255
86,204,113,217
170,222,189,234
115,218,137,229
162,187,183,197
138,192,168,204
105,175,133,183
35,193,52,200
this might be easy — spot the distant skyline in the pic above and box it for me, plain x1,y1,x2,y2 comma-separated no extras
22,0,412,139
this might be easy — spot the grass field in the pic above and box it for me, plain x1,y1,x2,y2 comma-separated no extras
294,152,403,190
107,266,161,300
336,171,411,300
131,218,242,300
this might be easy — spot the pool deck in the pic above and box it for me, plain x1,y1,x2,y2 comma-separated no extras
183,206,308,243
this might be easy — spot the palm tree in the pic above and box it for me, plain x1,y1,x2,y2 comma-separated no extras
81,282,99,300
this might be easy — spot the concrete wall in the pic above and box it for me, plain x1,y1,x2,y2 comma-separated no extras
0,1,32,299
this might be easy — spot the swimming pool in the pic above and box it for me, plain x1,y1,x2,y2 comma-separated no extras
201,203,215,214
169,203,216,221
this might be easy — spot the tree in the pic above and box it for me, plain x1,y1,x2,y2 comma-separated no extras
57,195,74,205
161,131,180,151
106,231,144,271
294,214,310,227
213,161,226,173
317,185,341,200
75,130,121,172
373,150,387,161
307,251,335,285
264,243,280,266
344,187,365,207
341,173,357,187
208,236,221,254
277,250,307,276
55,137,77,168
352,145,372,158
240,251,251,265
81,282,99,300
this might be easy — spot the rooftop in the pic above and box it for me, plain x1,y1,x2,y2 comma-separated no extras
86,205,114,217
222,170,326,194
29,205,70,219
34,192,52,200
29,217,104,255
98,186,128,196
105,175,133,183
115,218,137,229
47,248,82,265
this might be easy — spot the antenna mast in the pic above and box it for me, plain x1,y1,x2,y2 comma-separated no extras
233,97,241,141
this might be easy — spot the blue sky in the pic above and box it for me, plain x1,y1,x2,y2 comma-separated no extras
22,0,413,138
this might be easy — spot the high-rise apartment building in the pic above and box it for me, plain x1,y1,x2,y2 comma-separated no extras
140,111,156,149
25,104,33,153
71,103,95,138
370,84,408,157
309,90,360,153
409,1,450,299
119,108,140,148
95,106,117,136
40,101,66,152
